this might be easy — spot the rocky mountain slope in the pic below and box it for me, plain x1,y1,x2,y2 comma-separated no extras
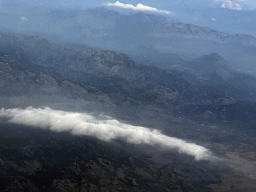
1,32,256,191
0,32,255,116
0,122,222,192
172,53,256,94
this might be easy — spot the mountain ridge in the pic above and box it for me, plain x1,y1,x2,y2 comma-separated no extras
1,6,256,72
87,7,256,45
1,32,255,112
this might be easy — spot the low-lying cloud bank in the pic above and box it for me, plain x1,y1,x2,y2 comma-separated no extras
0,107,212,160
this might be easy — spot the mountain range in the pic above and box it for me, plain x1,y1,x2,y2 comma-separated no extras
1,31,256,191
0,5,256,192
1,6,256,73
1,32,256,119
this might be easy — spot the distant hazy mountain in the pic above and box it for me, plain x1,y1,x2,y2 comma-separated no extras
70,7,256,45
183,53,236,81
171,53,256,99
1,6,256,72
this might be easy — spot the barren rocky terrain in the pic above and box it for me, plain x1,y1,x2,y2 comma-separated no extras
0,32,256,191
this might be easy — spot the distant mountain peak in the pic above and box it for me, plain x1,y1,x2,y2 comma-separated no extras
199,53,225,63
182,53,236,83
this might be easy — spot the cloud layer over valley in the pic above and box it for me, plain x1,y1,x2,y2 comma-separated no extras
0,107,213,161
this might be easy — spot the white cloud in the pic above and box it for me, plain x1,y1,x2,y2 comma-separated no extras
212,18,217,21
20,16,28,21
215,0,244,10
0,107,213,161
106,1,173,15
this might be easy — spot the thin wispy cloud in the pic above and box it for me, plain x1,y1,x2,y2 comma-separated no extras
0,107,213,161
106,1,173,15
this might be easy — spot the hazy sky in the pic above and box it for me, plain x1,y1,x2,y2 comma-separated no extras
3,0,256,11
